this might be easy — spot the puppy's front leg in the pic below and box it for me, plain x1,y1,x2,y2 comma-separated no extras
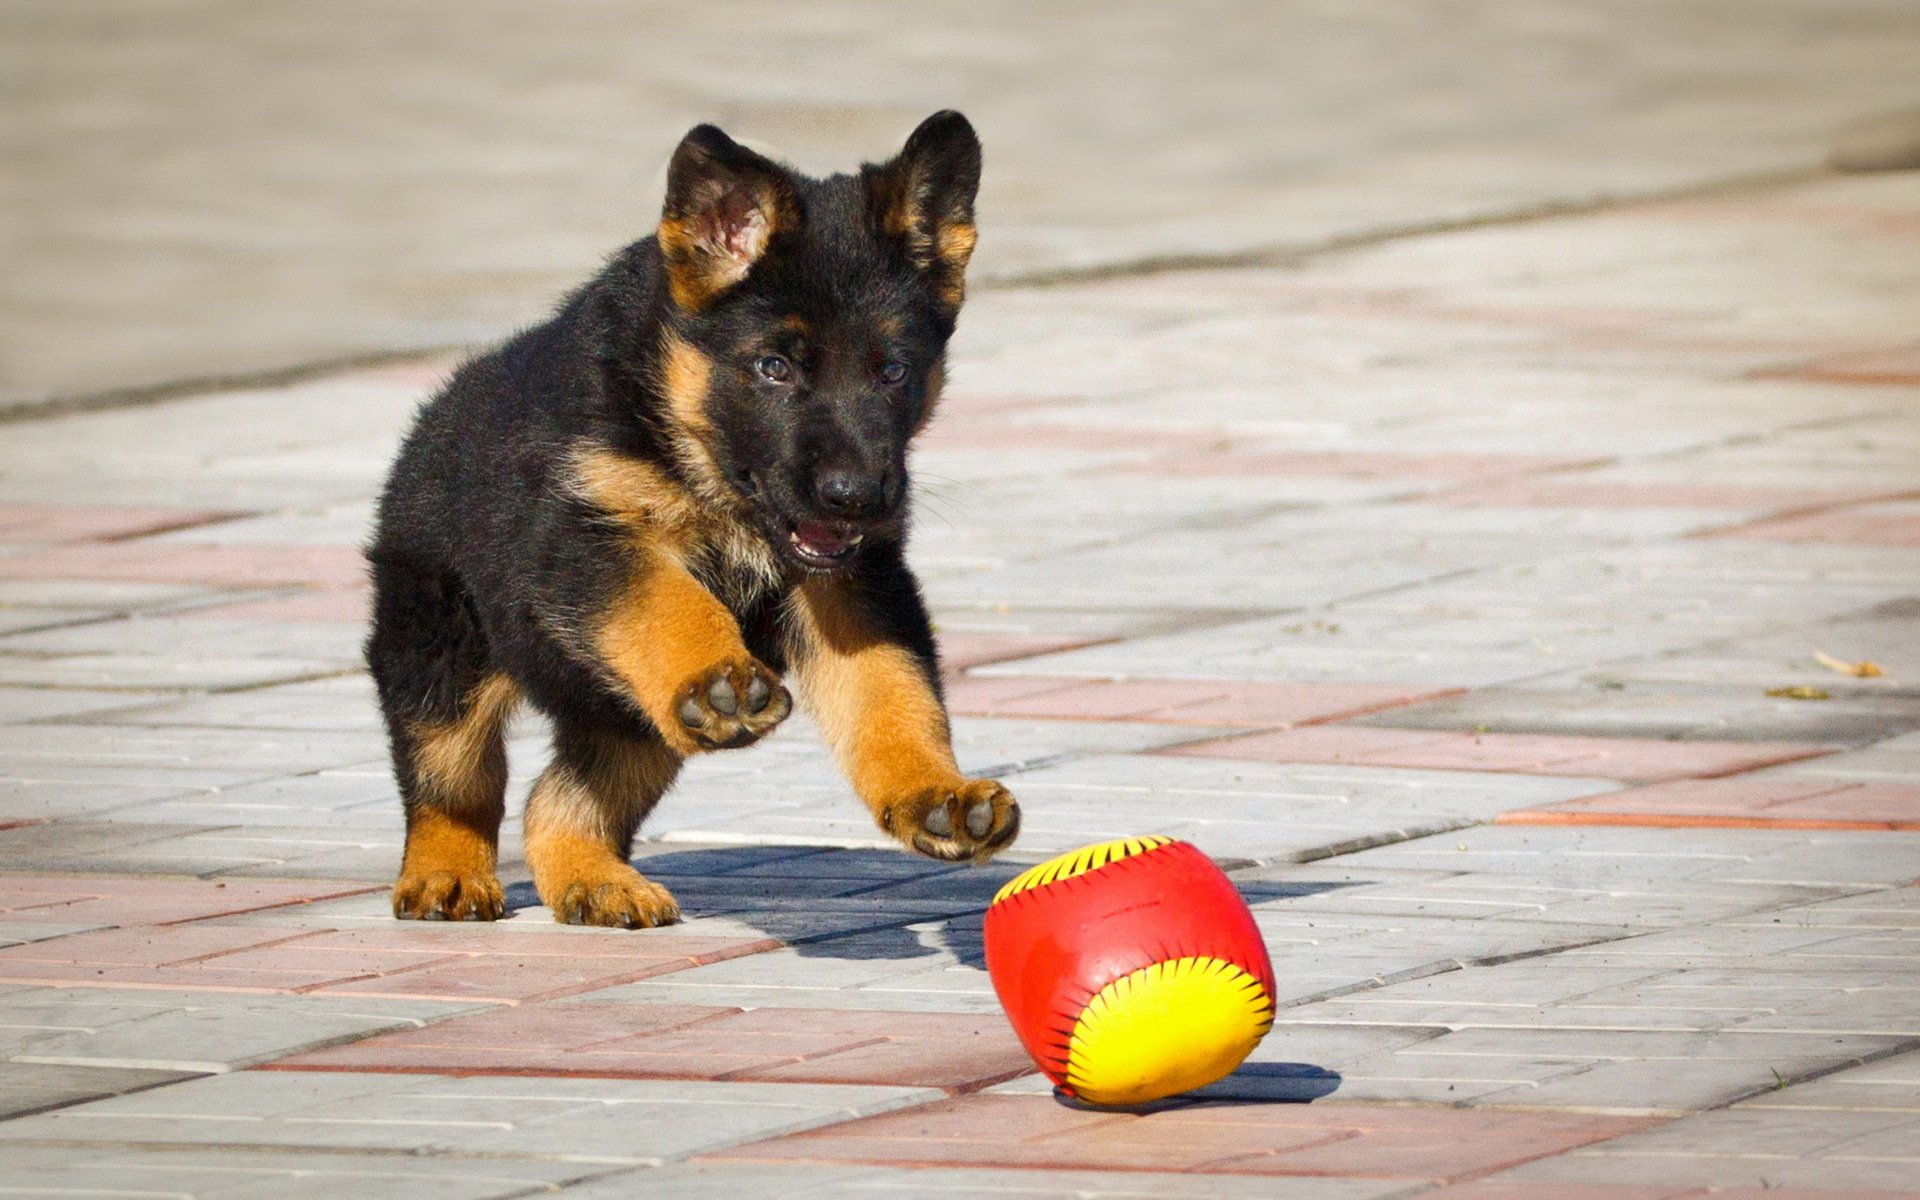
595,553,791,754
789,572,1019,862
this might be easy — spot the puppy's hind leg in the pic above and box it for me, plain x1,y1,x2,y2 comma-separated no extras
369,554,518,921
525,722,683,928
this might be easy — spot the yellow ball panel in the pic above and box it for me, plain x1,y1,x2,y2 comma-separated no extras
1064,956,1275,1107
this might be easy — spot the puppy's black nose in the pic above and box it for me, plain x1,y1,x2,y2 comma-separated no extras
815,469,888,518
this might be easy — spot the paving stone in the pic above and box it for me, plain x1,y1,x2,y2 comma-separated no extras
1705,501,1920,548
1363,680,1920,745
0,919,777,1001
1489,1103,1920,1192
944,675,1460,728
0,1143,598,1199
703,1092,1660,1179
0,542,367,589
0,1060,194,1118
1328,825,1920,889
1164,726,1834,782
0,987,473,1073
0,686,148,725
565,1160,1406,1198
1501,778,1920,831
274,1000,1030,1091
0,504,243,545
982,754,1616,862
0,1070,939,1164
0,874,379,928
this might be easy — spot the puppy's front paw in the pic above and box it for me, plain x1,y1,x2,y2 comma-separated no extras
673,657,791,751
393,869,505,921
548,866,681,928
883,779,1021,863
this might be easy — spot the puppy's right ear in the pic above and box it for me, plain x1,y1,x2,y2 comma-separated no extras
658,125,799,312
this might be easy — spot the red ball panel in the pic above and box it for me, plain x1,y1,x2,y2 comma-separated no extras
982,840,1273,1087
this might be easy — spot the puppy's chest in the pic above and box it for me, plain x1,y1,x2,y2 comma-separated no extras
678,513,787,613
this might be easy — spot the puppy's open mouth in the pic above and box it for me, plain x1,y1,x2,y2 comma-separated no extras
787,519,864,569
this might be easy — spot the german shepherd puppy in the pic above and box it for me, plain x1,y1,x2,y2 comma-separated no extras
367,111,1019,927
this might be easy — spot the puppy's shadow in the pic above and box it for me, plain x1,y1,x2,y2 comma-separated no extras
504,848,1360,970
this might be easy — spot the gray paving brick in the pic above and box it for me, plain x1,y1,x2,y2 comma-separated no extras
1330,824,1920,888
0,1061,193,1119
0,988,475,1073
0,1071,940,1165
1490,1103,1920,1191
0,1143,595,1199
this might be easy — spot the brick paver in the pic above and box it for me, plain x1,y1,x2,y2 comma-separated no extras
1500,778,1920,831
274,1001,1031,1091
703,1093,1661,1180
943,674,1460,727
1162,725,1835,782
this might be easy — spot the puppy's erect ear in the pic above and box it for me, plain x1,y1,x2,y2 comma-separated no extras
868,110,982,310
659,125,799,312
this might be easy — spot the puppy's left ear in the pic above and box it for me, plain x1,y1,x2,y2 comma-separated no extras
868,110,981,310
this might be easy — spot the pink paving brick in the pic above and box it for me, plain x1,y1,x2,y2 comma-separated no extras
1429,1186,1919,1200
0,915,777,999
314,933,780,1003
1162,726,1836,783
702,1093,1661,1180
177,587,371,624
1115,449,1602,483
0,542,368,588
934,631,1110,673
919,421,1219,455
0,926,347,990
1699,505,1920,548
944,674,1460,728
0,504,245,544
1755,345,1920,386
0,875,379,927
1432,478,1910,513
1499,779,1920,831
272,1001,1031,1091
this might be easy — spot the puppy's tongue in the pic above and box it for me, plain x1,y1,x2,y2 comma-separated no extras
792,520,856,557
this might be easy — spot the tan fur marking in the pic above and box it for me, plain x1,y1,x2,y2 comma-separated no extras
398,807,498,880
566,443,782,618
936,222,977,270
660,333,714,436
526,733,680,848
789,578,960,816
595,555,754,756
524,736,682,927
408,674,518,814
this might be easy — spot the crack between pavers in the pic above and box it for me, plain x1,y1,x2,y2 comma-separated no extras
989,163,1832,290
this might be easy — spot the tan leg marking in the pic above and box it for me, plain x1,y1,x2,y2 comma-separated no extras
595,553,789,756
789,579,1019,862
394,674,519,920
525,731,683,928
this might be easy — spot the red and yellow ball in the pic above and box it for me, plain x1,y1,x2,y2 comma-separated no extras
982,836,1275,1107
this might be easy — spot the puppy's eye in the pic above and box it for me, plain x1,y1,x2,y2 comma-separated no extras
877,361,908,385
755,355,794,383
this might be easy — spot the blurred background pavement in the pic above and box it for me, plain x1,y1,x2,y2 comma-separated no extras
6,0,1920,411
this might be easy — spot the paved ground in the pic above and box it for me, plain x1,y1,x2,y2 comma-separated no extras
0,148,1916,1193
9,0,1920,409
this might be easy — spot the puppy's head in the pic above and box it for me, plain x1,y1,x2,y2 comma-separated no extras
652,111,980,573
